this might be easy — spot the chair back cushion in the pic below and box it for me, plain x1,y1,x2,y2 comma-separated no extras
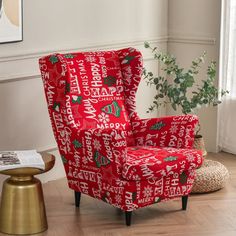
39,48,143,145
62,51,130,130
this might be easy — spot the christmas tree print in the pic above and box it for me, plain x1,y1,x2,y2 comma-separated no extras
150,121,165,130
103,76,117,86
73,139,82,148
132,192,137,202
101,192,110,203
65,82,70,94
101,101,121,117
164,156,178,162
53,102,60,112
64,54,75,59
49,55,59,64
121,55,135,65
154,197,161,203
179,172,188,184
72,95,82,104
61,155,67,164
94,151,110,168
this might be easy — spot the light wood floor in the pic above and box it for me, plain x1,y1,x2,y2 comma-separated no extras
4,152,236,236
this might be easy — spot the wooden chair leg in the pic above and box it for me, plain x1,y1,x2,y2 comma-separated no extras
125,211,132,226
74,191,81,207
182,195,188,210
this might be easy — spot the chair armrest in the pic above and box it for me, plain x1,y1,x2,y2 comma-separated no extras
132,115,199,148
61,128,127,178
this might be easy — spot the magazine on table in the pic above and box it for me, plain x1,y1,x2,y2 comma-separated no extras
0,150,45,171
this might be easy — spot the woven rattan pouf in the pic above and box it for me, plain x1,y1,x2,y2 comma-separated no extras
192,159,229,193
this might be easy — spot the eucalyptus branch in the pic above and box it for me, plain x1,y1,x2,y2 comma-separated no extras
143,41,229,115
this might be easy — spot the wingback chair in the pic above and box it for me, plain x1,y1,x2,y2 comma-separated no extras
39,47,203,226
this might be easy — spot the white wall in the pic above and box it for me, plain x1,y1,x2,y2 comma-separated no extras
167,0,221,152
0,0,222,188
0,0,168,186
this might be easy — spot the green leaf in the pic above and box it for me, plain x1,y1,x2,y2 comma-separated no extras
73,140,82,148
143,43,229,114
150,121,166,130
172,103,177,111
49,55,59,64
64,54,75,59
164,156,178,162
154,77,159,84
144,41,150,48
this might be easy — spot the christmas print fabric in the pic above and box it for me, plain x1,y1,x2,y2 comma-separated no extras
39,47,203,212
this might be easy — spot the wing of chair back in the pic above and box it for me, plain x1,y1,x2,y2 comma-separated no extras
39,48,203,226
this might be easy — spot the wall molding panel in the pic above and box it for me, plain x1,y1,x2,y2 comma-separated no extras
0,73,39,84
0,35,216,84
0,37,167,63
168,36,216,45
0,37,166,83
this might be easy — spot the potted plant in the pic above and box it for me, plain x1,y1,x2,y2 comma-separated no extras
143,42,228,156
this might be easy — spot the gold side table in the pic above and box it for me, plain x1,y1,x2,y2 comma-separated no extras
0,152,55,235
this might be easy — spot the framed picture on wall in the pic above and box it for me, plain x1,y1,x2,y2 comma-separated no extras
0,0,23,43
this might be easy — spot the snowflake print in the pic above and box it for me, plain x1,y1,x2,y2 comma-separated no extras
132,175,140,181
138,56,143,64
164,147,177,153
197,156,202,164
135,64,143,72
189,171,196,177
95,51,105,57
107,66,120,71
82,155,89,165
115,194,122,204
170,124,178,134
124,65,132,73
94,129,102,137
85,55,96,63
142,185,153,198
93,139,101,150
98,112,110,124
186,153,195,162
82,153,93,164
129,48,136,53
160,169,166,176
115,179,125,187
116,70,123,79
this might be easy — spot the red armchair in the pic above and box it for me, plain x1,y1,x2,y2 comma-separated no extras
39,48,203,226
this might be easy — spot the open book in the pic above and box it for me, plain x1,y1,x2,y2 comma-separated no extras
0,150,45,171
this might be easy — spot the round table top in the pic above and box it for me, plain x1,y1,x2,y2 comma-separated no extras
0,152,55,176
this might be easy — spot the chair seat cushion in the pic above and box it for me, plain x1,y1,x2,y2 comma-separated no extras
122,146,203,181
